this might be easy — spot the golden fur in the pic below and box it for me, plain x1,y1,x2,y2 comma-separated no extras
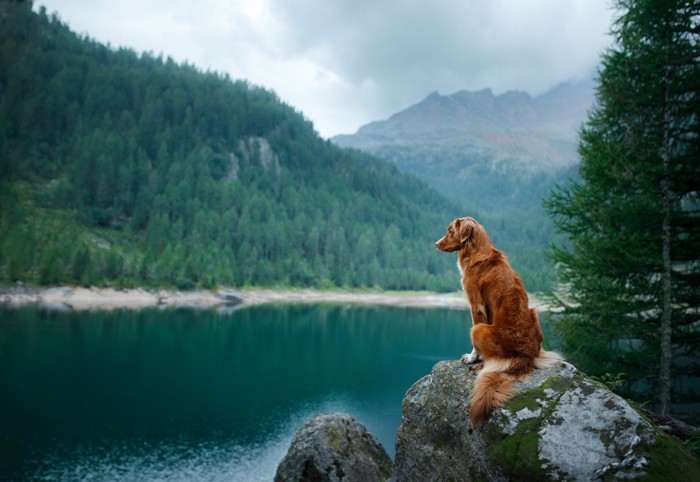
435,216,562,426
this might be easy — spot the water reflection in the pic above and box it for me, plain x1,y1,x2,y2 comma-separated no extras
1,304,474,480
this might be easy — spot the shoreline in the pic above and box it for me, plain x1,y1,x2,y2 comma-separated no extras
0,285,551,312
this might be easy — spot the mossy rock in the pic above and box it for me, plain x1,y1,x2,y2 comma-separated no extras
392,360,700,481
275,412,392,482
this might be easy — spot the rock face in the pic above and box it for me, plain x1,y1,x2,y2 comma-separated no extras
333,80,594,173
275,413,392,482
393,360,700,481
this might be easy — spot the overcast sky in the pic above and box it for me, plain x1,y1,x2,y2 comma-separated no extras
36,0,615,139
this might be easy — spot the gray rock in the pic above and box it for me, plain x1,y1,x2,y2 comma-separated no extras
275,412,392,482
393,360,700,481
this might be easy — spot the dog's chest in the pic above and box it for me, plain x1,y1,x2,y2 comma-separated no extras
457,260,468,291
458,261,476,299
458,261,482,302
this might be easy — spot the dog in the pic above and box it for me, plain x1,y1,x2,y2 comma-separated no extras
435,216,562,426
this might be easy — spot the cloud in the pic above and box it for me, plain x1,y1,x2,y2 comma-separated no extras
37,0,613,137
269,1,612,107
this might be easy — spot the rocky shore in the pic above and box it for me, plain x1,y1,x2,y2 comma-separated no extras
0,285,485,311
277,361,700,481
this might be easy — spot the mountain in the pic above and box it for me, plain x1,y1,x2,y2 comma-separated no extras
335,82,592,172
333,80,595,290
0,0,460,291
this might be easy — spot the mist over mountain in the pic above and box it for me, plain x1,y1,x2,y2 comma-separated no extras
334,80,594,289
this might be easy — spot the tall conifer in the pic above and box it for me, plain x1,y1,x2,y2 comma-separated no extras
545,0,700,417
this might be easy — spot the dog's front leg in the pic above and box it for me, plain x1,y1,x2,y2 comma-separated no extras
471,304,489,325
460,347,482,364
462,304,485,364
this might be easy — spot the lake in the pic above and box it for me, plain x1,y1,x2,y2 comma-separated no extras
0,303,475,481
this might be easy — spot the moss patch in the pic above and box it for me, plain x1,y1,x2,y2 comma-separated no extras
506,390,544,414
485,417,550,480
483,376,575,480
506,375,572,418
325,426,349,455
638,429,700,481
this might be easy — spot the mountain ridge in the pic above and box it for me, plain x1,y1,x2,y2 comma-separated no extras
336,78,593,171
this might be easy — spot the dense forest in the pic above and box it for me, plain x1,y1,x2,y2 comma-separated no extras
546,0,699,421
0,0,462,291
362,141,574,291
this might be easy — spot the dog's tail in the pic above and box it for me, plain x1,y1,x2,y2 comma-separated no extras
534,348,564,369
469,358,523,427
529,308,565,369
470,351,563,427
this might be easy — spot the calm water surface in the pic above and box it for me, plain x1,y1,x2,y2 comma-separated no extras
0,304,472,481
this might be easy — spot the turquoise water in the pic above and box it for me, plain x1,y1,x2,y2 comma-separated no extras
0,304,472,481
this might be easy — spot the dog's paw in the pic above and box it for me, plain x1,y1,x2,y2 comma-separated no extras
470,363,484,372
460,352,481,364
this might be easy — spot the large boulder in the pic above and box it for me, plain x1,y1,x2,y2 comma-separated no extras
275,412,392,482
392,360,700,481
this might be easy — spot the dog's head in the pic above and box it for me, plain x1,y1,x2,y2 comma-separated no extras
435,217,485,252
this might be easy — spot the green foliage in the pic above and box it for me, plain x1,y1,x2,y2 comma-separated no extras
545,0,700,418
71,244,92,286
365,139,567,293
0,1,460,290
685,433,700,459
590,373,626,395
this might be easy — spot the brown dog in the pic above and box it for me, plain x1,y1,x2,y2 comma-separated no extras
435,216,562,426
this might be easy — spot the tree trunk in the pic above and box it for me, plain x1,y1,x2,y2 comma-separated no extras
659,62,673,416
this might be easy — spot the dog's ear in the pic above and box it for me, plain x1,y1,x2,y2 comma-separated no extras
456,218,475,244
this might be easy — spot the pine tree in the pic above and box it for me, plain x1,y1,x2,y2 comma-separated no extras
72,244,92,284
0,1,459,291
545,0,700,416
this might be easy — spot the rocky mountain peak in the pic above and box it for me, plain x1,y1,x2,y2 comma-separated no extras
336,78,594,169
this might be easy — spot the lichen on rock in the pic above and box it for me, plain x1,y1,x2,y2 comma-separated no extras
392,360,700,481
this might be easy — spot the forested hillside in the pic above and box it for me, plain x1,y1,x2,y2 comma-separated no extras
0,0,460,291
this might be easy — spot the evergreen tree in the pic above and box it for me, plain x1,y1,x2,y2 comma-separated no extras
545,0,700,417
0,0,459,291
72,244,92,285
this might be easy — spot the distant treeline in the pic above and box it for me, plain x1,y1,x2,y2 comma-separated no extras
0,1,461,291
370,143,573,291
